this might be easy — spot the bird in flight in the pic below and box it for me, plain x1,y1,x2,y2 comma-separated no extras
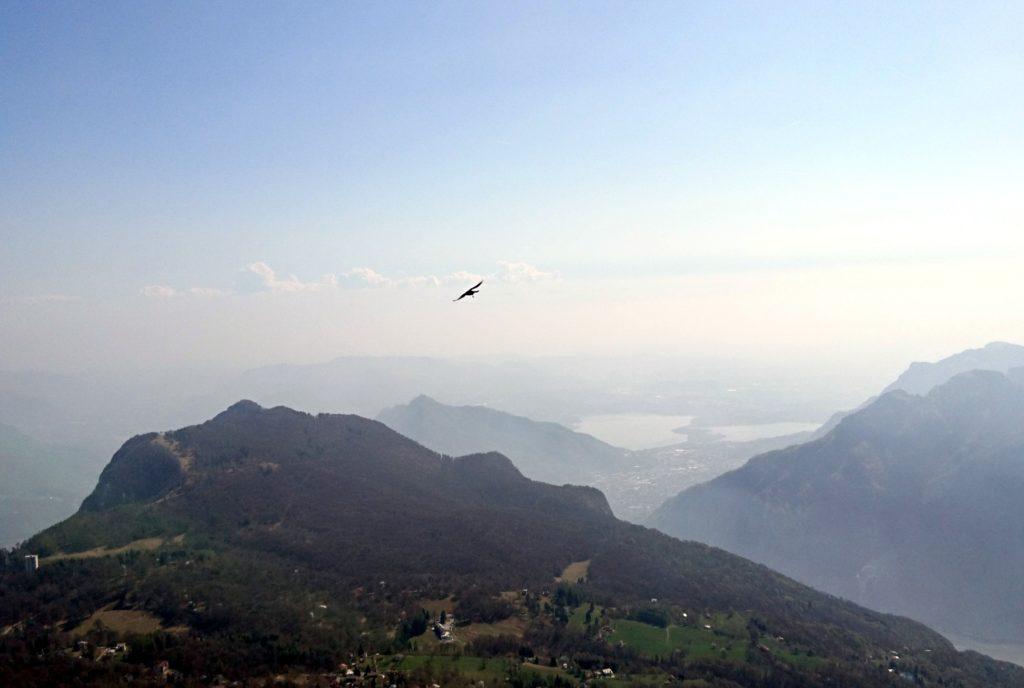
453,280,483,302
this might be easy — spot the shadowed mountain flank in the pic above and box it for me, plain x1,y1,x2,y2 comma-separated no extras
651,369,1024,646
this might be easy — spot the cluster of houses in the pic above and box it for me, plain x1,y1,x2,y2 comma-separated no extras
70,640,130,662
324,659,405,687
67,641,191,683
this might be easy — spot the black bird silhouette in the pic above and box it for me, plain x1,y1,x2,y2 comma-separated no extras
453,280,483,302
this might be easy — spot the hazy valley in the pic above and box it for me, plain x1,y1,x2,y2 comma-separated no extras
378,395,814,520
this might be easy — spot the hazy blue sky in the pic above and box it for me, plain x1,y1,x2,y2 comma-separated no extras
2,1,1023,372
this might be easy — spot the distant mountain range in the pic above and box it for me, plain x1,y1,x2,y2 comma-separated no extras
883,341,1024,395
377,395,630,486
0,355,861,462
378,395,809,520
811,341,1024,439
650,367,1024,650
0,354,854,544
3,401,1019,686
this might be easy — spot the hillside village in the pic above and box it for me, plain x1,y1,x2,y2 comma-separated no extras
28,582,927,688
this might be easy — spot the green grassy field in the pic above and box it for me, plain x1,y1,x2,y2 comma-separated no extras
759,636,825,669
71,608,166,637
589,674,668,688
391,655,574,682
568,604,603,629
609,614,824,669
609,618,746,661
392,654,512,679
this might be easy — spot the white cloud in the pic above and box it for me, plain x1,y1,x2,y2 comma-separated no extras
140,285,178,298
141,285,229,298
343,267,485,288
338,262,557,289
400,275,443,287
241,261,337,293
443,270,485,285
141,261,558,299
345,267,392,287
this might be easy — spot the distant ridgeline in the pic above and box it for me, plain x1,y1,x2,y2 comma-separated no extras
651,365,1024,646
377,394,630,487
377,395,808,522
3,400,1022,686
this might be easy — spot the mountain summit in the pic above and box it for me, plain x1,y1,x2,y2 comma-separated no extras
883,341,1024,396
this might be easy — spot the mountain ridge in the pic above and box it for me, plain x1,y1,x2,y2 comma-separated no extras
377,395,813,520
650,368,1024,648
883,342,1024,396
377,394,630,486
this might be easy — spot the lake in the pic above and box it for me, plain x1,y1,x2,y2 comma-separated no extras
574,414,821,450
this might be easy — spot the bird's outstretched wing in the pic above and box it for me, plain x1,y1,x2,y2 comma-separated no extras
453,280,483,301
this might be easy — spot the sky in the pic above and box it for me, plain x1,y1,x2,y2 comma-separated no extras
2,1,1023,375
